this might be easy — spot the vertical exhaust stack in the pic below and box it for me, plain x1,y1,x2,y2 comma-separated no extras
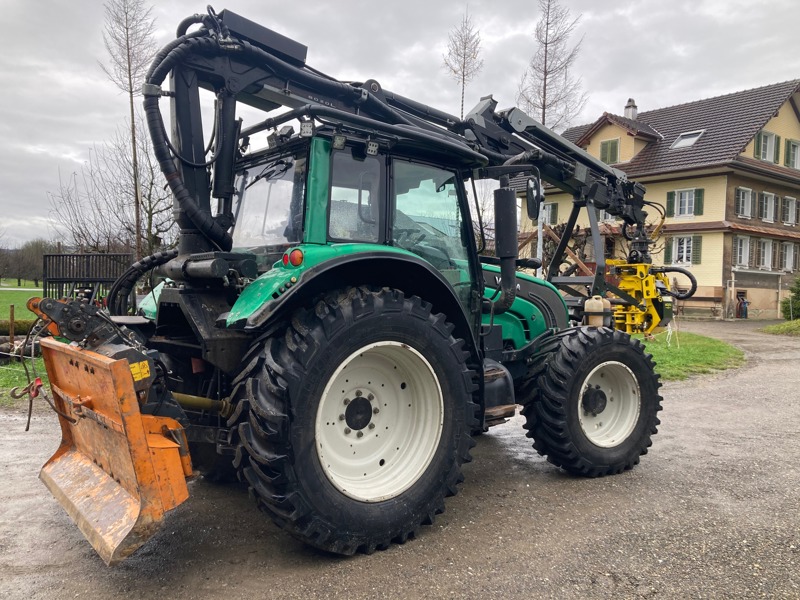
491,175,519,314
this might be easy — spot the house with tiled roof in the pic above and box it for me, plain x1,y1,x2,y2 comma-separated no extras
529,80,800,319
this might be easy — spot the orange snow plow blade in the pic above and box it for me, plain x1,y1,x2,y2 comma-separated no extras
38,338,192,565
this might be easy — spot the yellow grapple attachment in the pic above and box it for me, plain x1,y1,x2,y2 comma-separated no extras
39,337,192,565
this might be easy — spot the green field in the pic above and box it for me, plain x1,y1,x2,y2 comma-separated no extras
0,289,39,320
0,278,39,289
639,331,744,381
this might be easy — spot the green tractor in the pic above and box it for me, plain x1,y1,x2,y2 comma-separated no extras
31,8,661,564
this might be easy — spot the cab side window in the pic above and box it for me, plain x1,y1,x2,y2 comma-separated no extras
328,149,383,242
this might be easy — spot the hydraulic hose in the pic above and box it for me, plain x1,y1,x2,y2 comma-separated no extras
107,249,179,316
653,265,698,300
143,36,233,251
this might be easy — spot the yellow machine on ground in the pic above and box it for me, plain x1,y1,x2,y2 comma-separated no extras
541,201,696,335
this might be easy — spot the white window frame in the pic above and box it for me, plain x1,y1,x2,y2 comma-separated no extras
782,242,795,272
788,140,800,170
670,129,705,149
760,192,776,223
596,208,615,222
736,187,753,218
760,132,777,162
783,196,797,225
676,189,695,217
758,239,773,270
734,235,750,267
541,202,557,225
674,236,693,264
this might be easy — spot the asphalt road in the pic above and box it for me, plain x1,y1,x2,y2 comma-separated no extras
1,318,798,599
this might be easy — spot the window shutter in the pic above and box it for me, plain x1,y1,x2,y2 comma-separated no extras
734,188,742,215
749,238,757,268
758,193,766,219
773,240,780,270
754,132,762,159
774,136,781,164
795,243,800,271
782,197,790,223
600,142,609,164
666,191,675,217
694,188,704,215
691,235,702,264
550,203,558,224
786,139,792,167
732,235,739,264
774,195,779,222
663,237,673,263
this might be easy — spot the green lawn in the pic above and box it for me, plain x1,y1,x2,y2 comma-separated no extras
0,289,39,320
761,320,800,336
638,331,744,381
0,278,39,288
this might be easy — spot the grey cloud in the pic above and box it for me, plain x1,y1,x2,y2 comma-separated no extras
1,0,799,245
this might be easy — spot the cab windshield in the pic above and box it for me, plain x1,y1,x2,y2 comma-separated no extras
232,150,307,257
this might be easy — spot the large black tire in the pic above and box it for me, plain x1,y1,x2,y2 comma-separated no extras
234,286,478,554
520,327,662,477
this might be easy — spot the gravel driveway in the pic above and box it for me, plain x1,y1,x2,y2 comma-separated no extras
1,318,798,599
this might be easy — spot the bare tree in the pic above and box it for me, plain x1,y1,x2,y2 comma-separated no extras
443,9,484,119
516,0,588,131
49,114,175,255
100,0,157,260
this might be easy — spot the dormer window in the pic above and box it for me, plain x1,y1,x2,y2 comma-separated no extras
599,139,619,164
670,130,704,149
755,130,780,163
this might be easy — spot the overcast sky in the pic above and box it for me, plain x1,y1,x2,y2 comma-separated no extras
1,0,799,246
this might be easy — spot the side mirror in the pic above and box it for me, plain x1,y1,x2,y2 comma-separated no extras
526,177,544,220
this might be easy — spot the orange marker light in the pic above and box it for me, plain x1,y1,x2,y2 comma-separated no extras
289,249,304,266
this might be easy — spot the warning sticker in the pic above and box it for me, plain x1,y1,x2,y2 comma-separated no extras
130,360,151,381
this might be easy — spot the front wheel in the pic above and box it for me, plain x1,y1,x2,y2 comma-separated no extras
234,287,477,554
520,327,662,477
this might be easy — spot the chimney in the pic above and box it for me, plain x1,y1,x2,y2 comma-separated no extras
624,98,638,120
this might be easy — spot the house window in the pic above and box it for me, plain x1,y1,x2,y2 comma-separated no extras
541,202,558,225
670,130,704,149
755,131,780,163
786,140,800,170
596,208,615,222
734,235,750,266
782,196,797,225
599,139,619,164
674,236,693,263
758,239,773,270
758,192,777,222
780,242,796,272
666,188,704,217
664,235,702,264
735,188,753,218
677,189,695,216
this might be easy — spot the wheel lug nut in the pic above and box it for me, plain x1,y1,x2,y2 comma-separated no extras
373,407,380,414
338,414,345,421
344,428,351,434
368,393,374,401
343,398,350,405
368,423,375,429
357,431,364,438
355,390,362,397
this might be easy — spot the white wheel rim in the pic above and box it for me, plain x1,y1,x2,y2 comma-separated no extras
578,361,641,448
315,341,444,502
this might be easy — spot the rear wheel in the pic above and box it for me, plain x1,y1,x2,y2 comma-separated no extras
520,327,662,477
235,287,477,554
